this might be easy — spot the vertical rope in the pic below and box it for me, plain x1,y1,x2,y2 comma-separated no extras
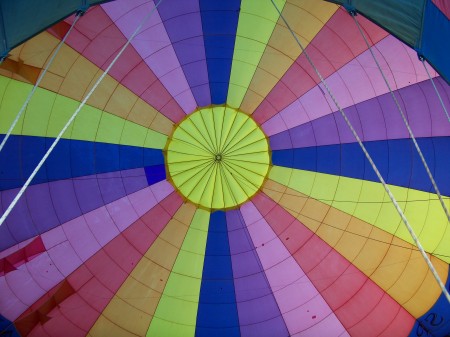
0,0,163,228
351,13,450,226
0,14,82,153
422,59,450,122
269,0,450,303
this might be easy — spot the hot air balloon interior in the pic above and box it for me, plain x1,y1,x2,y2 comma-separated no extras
0,0,449,336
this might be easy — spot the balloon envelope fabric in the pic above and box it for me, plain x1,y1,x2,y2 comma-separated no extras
0,0,450,336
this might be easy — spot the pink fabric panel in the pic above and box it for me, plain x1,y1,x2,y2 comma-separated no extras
251,193,416,336
292,314,351,337
263,101,309,136
0,181,172,321
253,8,388,124
102,0,196,114
16,192,182,335
2,249,75,320
63,5,185,123
0,272,33,319
262,34,438,136
240,202,347,336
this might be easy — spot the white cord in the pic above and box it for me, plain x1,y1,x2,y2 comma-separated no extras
270,0,450,303
351,13,450,227
422,59,450,122
0,14,81,153
0,0,164,228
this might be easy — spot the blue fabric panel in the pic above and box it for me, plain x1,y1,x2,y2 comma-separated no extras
340,142,365,180
384,140,411,187
200,0,240,104
0,135,165,190
0,314,21,337
196,211,240,337
408,269,450,337
420,0,450,83
144,164,166,185
363,140,389,182
272,137,450,196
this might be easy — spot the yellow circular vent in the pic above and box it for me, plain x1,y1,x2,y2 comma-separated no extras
165,106,270,210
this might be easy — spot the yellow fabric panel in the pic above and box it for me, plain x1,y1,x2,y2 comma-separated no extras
88,204,195,337
269,166,450,263
147,209,210,337
104,82,139,120
403,255,450,316
0,30,173,134
2,31,60,85
227,0,286,108
149,112,174,136
90,296,153,337
88,311,145,337
242,1,338,114
262,179,449,317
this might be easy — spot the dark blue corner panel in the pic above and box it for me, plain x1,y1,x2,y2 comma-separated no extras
144,164,166,185
420,0,450,83
0,314,21,337
408,269,450,337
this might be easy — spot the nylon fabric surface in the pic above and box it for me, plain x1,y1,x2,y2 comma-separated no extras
0,1,449,336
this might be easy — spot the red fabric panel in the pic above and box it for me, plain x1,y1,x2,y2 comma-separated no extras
432,0,450,19
379,307,418,337
84,249,129,293
15,280,75,336
47,21,71,40
58,7,185,123
252,193,416,336
159,192,184,215
0,237,46,276
345,292,406,336
253,7,389,125
15,192,182,336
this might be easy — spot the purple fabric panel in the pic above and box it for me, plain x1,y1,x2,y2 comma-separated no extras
157,0,211,107
226,210,289,337
269,78,450,150
49,180,83,224
121,168,150,194
270,122,315,150
0,182,171,321
97,171,127,205
73,168,148,214
73,176,104,214
1,189,42,250
0,169,148,250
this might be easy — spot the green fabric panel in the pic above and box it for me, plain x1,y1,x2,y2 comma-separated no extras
0,76,167,148
227,0,286,108
327,0,425,48
0,0,109,56
147,209,210,337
